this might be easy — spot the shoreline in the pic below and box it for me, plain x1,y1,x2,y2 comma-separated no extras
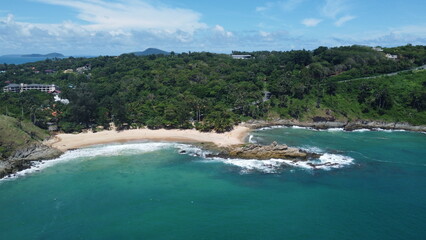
243,119,426,133
45,119,425,152
3,120,424,180
45,126,251,152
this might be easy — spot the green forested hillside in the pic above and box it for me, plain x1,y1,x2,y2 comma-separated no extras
0,45,425,132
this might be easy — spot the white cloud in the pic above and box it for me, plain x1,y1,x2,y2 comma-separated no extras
256,30,291,43
256,0,304,12
334,15,356,26
36,0,207,34
213,25,233,38
279,0,305,11
0,0,214,55
256,6,269,12
391,25,426,37
259,31,272,37
301,18,322,27
321,0,348,19
329,25,426,47
2,0,426,56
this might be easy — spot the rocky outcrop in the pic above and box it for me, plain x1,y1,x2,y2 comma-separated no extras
245,119,426,132
7,144,62,161
344,120,426,132
245,119,347,130
207,142,320,160
0,144,62,179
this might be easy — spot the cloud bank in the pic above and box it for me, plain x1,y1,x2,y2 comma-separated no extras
0,0,425,55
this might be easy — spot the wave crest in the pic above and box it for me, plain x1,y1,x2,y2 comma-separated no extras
2,142,177,181
201,153,354,174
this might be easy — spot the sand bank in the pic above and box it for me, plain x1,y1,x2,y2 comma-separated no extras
46,126,251,151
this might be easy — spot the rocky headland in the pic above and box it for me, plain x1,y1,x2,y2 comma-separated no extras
0,144,62,179
244,119,426,132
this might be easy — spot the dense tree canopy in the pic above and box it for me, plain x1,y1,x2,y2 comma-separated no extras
1,44,425,132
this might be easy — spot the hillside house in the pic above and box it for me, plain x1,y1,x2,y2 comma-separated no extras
385,54,398,60
76,65,91,74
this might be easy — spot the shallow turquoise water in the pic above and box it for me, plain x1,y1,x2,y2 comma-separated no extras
0,129,425,240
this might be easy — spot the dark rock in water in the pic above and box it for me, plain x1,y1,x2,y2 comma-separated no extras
179,150,187,154
207,142,321,160
0,144,63,179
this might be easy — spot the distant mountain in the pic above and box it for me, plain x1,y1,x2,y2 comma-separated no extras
130,48,170,56
21,53,65,58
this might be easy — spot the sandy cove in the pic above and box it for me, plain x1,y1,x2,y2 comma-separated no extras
46,126,251,151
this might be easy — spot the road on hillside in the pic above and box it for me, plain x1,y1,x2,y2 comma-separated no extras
335,64,426,83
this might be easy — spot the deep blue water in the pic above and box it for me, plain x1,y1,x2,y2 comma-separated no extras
0,56,58,65
0,128,425,240
0,56,94,65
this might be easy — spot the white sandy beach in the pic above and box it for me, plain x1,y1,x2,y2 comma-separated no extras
46,126,251,151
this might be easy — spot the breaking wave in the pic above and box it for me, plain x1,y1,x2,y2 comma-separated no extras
201,153,354,174
352,129,371,132
248,135,256,143
372,128,406,132
325,128,345,132
300,146,325,153
257,126,412,133
2,142,180,181
257,125,287,131
2,140,355,181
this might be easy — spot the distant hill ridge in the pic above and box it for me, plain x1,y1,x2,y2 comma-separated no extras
21,53,64,58
130,48,170,56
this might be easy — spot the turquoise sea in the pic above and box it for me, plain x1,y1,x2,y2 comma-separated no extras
0,127,425,240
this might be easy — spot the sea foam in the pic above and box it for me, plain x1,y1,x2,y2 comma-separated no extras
373,128,406,132
352,129,371,132
175,144,210,158
2,140,355,181
248,135,256,143
300,146,325,153
1,142,177,181
291,126,313,130
207,158,287,174
257,125,287,131
257,126,411,133
202,153,354,174
324,128,345,132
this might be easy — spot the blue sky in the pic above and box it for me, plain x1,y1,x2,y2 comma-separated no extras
1,0,426,55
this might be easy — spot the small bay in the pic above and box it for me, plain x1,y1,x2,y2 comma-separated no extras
0,129,425,240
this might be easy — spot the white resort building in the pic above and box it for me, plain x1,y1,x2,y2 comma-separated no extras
3,83,60,93
232,55,253,59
